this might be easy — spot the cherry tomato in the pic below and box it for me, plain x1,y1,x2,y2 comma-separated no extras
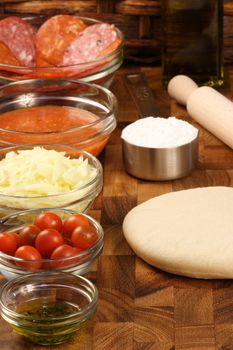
50,244,82,268
63,214,90,238
15,245,42,269
18,225,41,246
72,247,83,254
0,232,18,255
34,212,63,232
35,228,65,258
71,225,99,250
11,232,21,248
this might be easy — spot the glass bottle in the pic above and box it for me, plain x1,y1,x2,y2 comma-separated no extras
161,0,224,86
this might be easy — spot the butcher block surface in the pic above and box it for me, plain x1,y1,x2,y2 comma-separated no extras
1,65,233,349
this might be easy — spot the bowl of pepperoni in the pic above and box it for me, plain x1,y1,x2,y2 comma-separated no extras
0,208,104,280
0,78,117,156
0,14,124,87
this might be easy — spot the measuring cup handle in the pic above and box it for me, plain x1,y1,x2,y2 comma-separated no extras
123,72,161,118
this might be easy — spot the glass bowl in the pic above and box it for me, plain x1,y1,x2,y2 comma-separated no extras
0,208,104,280
0,15,124,88
0,78,117,156
0,271,98,345
0,144,103,216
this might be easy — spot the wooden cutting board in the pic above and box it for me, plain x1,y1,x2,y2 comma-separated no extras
1,65,233,349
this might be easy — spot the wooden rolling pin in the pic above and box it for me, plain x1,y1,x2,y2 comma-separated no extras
167,75,233,149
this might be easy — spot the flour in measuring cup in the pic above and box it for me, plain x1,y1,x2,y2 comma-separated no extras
121,116,198,148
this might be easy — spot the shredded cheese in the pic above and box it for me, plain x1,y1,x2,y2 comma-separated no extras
0,147,99,210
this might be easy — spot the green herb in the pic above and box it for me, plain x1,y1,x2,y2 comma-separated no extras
13,299,86,345
19,300,79,319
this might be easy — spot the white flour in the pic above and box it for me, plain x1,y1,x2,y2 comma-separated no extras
121,116,198,148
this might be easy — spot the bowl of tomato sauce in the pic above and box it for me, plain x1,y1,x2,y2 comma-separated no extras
0,78,117,157
0,14,124,88
0,208,104,280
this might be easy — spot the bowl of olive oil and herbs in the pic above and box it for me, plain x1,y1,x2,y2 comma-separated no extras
0,272,98,345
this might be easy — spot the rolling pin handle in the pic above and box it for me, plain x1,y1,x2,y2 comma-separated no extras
167,74,233,149
167,75,199,106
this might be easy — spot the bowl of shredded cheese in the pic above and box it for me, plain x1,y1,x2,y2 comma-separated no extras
0,144,103,216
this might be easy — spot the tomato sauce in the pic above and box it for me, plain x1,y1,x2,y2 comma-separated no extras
0,105,110,156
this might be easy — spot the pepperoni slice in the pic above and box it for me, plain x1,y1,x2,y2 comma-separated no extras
97,36,122,58
0,16,36,67
35,15,86,65
0,41,20,66
62,23,119,66
35,51,52,67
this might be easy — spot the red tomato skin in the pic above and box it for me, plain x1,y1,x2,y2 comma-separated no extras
34,212,63,232
72,247,83,254
15,245,42,269
35,228,65,258
63,214,90,238
50,244,82,268
18,225,41,246
11,232,21,248
0,232,18,255
71,225,99,250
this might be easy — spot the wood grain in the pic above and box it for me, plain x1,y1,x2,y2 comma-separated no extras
1,66,233,349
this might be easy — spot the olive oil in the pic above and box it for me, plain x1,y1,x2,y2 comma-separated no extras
13,299,86,345
161,0,224,86
17,299,80,319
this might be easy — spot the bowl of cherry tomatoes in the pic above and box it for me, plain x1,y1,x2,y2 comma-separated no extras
0,208,104,280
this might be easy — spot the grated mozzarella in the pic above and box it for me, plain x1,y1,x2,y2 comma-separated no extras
0,147,98,210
